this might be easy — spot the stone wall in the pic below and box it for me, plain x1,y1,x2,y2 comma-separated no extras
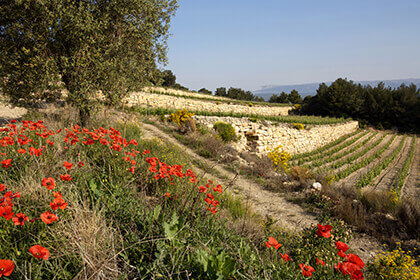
142,87,233,101
193,116,359,155
124,91,292,116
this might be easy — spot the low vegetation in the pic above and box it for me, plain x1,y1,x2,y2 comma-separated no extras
1,107,399,279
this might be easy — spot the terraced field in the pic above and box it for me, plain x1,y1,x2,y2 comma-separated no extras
294,129,418,200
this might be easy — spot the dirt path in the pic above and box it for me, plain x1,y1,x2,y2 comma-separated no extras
365,136,411,193
140,122,318,232
402,138,420,200
0,103,27,125
336,135,402,190
138,120,382,261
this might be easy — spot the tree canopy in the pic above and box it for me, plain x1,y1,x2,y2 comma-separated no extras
0,0,178,124
298,78,420,132
214,87,263,102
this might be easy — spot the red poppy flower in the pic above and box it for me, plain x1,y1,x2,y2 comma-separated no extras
198,186,207,193
143,150,150,155
281,253,290,262
78,161,84,167
42,177,56,190
4,191,20,199
265,237,282,249
29,147,43,156
12,212,29,226
345,254,365,269
207,206,217,214
17,148,26,154
316,224,332,238
0,205,14,220
53,191,62,198
60,174,72,181
338,250,347,258
213,184,223,194
299,264,315,277
129,139,138,146
29,245,50,260
336,241,349,252
63,161,73,170
1,159,12,168
0,183,6,192
316,258,325,266
336,262,364,279
163,192,170,198
40,211,58,224
0,259,14,277
50,197,68,210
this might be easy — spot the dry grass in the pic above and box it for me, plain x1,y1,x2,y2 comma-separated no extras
55,195,122,280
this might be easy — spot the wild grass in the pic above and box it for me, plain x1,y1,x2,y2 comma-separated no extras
0,105,397,279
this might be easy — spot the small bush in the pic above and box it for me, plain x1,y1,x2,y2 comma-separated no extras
267,145,292,171
292,122,304,130
168,109,194,128
213,122,238,142
289,166,312,185
368,245,420,280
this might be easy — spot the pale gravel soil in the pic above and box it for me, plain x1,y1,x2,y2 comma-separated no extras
0,103,28,124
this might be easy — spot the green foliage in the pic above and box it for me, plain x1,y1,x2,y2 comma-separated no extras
213,122,238,142
301,131,373,167
293,129,362,161
215,86,264,102
356,136,407,189
288,89,303,104
269,91,290,103
392,136,416,199
198,88,212,95
301,78,420,132
335,134,396,180
161,70,177,87
0,0,178,123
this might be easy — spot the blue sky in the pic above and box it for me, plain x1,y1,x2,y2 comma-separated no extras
165,0,420,92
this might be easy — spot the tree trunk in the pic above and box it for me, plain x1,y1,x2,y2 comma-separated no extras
79,107,91,127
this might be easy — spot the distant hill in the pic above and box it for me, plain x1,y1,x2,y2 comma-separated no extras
254,78,420,101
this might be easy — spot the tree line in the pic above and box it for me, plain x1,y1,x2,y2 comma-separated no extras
268,89,303,104
214,87,264,102
296,78,420,132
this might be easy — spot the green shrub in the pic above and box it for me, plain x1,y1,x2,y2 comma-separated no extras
213,122,238,142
